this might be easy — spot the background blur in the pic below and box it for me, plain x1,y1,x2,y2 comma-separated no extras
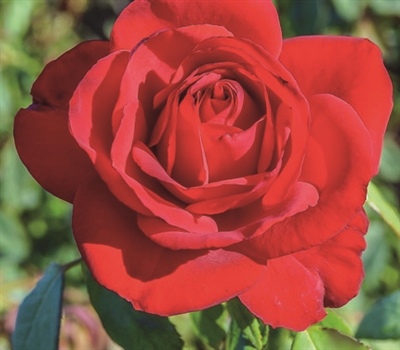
1,0,399,349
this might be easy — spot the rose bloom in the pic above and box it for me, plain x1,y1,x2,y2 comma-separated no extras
15,0,392,331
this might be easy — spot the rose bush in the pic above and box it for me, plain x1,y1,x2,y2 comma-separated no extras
14,0,392,331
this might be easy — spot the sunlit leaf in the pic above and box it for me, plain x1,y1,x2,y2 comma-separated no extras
11,263,65,350
366,182,400,237
331,0,367,21
0,211,30,263
0,141,41,211
318,309,353,336
379,135,400,183
292,327,370,350
1,0,37,39
362,220,391,292
369,0,400,16
356,291,400,339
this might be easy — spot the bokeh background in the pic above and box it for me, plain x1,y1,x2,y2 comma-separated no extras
1,0,399,349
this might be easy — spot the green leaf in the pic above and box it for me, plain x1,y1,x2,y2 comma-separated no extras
266,328,293,350
379,136,400,183
0,211,30,263
318,309,353,336
369,0,400,16
226,315,243,350
289,0,326,35
362,220,390,292
366,182,400,237
1,0,37,39
0,141,41,211
190,304,227,349
331,0,367,21
292,327,370,350
11,263,65,350
226,298,266,350
86,271,184,350
356,291,400,339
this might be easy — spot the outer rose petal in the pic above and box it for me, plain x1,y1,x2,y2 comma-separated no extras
70,26,230,234
234,94,374,259
69,50,151,213
14,106,97,203
111,0,282,57
239,255,326,331
293,209,368,307
72,178,265,315
14,41,109,202
31,41,109,111
279,36,393,172
239,210,368,331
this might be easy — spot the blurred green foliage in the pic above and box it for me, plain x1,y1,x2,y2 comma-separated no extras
1,0,399,349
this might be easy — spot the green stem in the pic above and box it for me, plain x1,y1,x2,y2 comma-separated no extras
62,257,83,271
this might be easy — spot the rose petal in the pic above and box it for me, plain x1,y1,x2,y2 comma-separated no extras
171,93,209,186
73,178,266,315
279,36,393,173
32,41,109,111
239,255,326,331
293,209,368,307
137,214,244,249
174,36,311,200
111,0,282,57
219,181,318,237
132,141,276,204
235,94,374,259
69,50,152,214
132,182,317,251
112,24,234,135
112,103,218,234
14,106,97,203
200,118,266,182
239,210,368,331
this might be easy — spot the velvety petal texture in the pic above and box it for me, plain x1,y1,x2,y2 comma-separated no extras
111,0,282,57
14,0,393,332
73,179,265,315
14,41,109,202
14,106,97,203
279,36,393,173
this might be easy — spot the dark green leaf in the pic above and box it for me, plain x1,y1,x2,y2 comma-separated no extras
86,271,183,350
190,304,227,349
356,291,400,339
289,0,330,35
11,263,65,350
318,309,353,336
226,315,242,350
226,315,261,350
292,327,370,350
226,298,266,349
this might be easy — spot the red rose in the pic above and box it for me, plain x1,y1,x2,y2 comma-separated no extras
15,0,392,331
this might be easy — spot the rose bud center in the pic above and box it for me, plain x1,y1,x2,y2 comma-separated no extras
152,70,268,187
